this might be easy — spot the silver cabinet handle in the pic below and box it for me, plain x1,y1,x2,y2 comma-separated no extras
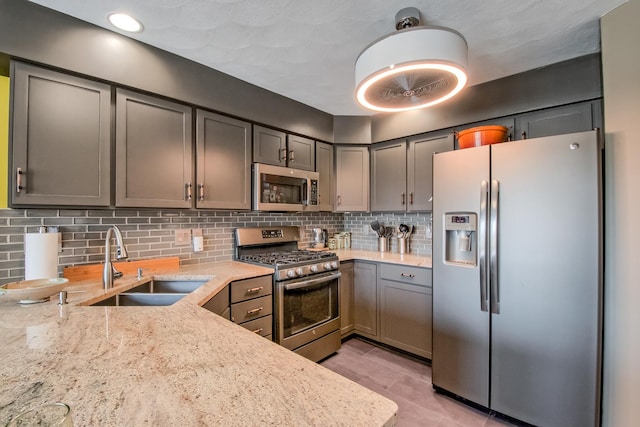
409,192,414,205
252,328,264,334
288,150,295,162
479,180,489,312
280,148,287,162
400,273,415,278
336,195,342,206
186,183,192,201
490,179,500,314
246,286,264,294
246,307,263,315
401,192,406,205
198,183,205,201
16,168,24,193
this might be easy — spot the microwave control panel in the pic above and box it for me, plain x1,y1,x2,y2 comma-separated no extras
309,179,318,206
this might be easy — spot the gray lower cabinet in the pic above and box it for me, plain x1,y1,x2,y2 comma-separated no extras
335,145,369,212
378,264,432,359
10,61,111,206
339,261,355,337
116,88,193,208
196,110,251,210
514,100,602,140
370,139,407,212
230,275,273,339
202,284,231,320
315,141,334,211
353,261,377,339
407,131,454,211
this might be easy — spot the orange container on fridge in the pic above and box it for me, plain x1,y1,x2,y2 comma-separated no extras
457,125,509,149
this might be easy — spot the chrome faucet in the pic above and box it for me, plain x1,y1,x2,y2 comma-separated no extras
103,225,129,290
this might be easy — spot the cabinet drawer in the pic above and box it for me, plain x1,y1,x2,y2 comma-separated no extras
379,264,430,286
231,295,273,324
231,276,272,303
239,315,273,337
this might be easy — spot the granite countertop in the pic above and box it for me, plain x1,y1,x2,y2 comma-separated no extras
333,249,432,268
0,260,398,426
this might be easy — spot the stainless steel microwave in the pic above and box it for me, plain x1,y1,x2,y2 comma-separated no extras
252,163,319,212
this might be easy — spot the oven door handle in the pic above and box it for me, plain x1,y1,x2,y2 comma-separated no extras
283,272,342,291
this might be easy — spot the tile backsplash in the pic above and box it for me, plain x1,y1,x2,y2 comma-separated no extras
0,208,432,285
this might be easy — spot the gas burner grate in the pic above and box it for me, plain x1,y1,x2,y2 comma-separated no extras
238,250,335,266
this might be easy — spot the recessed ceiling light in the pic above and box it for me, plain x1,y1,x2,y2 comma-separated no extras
108,13,143,33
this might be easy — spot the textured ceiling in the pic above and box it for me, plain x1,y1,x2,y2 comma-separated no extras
30,0,627,116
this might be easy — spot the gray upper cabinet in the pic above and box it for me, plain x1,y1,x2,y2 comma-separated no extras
253,125,315,171
407,131,454,211
116,89,193,208
315,141,334,211
335,145,369,212
287,134,315,171
253,125,286,166
10,61,111,207
370,139,407,212
196,110,251,210
514,100,601,140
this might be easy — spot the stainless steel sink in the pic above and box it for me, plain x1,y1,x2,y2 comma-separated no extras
128,279,207,294
91,292,187,306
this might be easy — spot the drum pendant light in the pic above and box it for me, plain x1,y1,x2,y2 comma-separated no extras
355,7,468,113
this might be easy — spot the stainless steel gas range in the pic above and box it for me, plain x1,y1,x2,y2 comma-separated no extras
234,226,341,362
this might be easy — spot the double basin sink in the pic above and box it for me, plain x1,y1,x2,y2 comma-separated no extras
91,279,207,307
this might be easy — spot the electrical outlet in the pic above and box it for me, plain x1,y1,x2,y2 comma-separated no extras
174,229,191,246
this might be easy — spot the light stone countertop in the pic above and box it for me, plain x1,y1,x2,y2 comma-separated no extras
0,260,398,426
333,249,432,268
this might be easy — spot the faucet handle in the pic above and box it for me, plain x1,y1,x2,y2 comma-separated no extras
112,264,123,279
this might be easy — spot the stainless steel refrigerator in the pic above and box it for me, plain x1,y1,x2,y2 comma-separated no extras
432,130,602,427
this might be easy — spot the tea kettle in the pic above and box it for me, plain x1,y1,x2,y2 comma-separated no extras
312,228,327,248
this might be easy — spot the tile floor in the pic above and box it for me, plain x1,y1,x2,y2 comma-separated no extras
320,338,518,427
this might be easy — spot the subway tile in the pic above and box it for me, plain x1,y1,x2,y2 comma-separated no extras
59,210,88,217
25,209,58,217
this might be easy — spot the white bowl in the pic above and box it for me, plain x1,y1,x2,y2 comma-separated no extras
0,278,69,304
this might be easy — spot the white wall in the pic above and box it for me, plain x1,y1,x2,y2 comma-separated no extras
601,0,640,425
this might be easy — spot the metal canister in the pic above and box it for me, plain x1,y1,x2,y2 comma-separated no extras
335,234,345,249
343,232,351,248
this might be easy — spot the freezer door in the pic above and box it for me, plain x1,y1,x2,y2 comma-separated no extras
490,130,601,427
432,145,491,407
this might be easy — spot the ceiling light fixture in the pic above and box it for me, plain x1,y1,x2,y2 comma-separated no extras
355,7,468,113
108,13,144,33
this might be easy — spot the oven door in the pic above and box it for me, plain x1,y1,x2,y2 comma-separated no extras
276,271,341,351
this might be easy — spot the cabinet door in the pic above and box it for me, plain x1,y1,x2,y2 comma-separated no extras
339,261,355,337
379,278,432,359
515,101,599,140
115,89,193,208
370,139,407,212
287,134,315,171
335,146,369,212
10,62,111,206
354,261,377,339
407,131,454,211
315,141,334,211
253,125,286,166
196,110,251,210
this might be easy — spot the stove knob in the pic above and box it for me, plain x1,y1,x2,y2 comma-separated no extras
323,262,331,270
287,270,297,278
310,265,319,273
295,268,304,276
330,261,338,269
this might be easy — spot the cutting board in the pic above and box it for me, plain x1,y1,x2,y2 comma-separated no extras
63,256,180,282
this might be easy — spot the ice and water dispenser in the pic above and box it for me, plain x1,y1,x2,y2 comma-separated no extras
444,213,477,266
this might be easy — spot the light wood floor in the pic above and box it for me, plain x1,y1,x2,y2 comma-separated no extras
320,338,518,427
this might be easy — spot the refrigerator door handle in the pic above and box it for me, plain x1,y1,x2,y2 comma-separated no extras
490,179,500,314
479,180,489,312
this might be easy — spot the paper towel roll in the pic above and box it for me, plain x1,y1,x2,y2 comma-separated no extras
24,232,59,280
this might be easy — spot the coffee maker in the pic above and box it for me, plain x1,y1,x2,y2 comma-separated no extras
311,228,327,248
